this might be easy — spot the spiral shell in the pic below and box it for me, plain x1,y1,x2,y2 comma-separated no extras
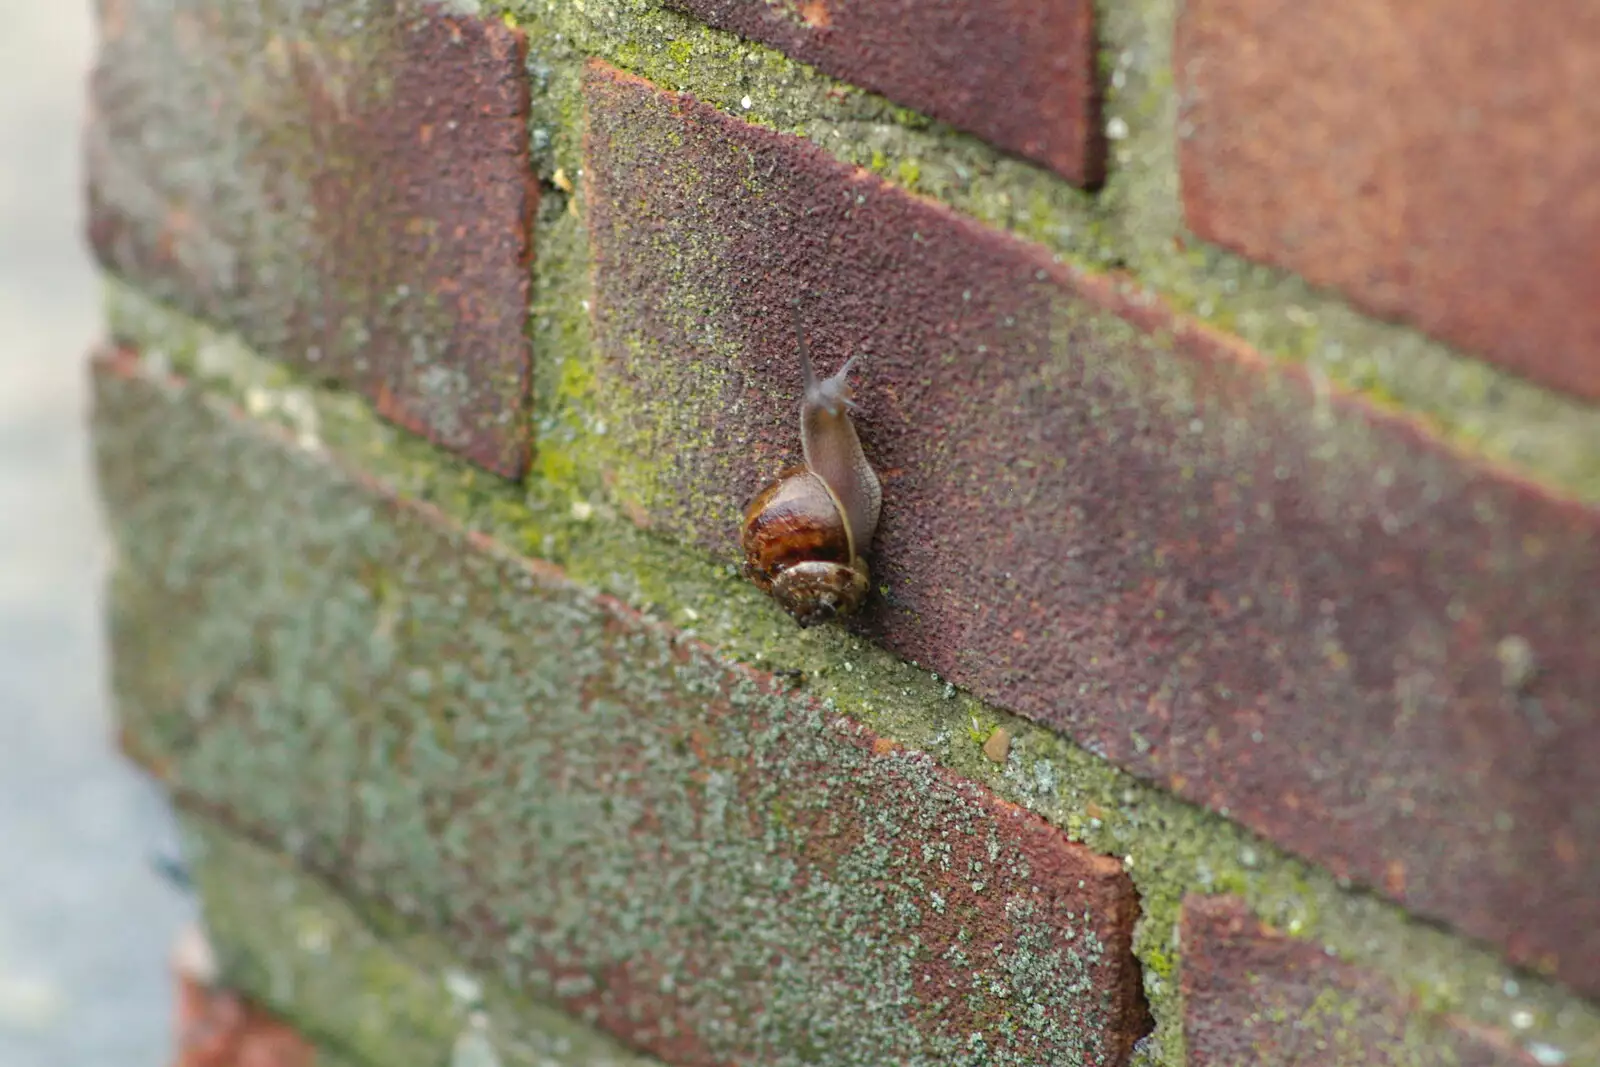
741,467,870,627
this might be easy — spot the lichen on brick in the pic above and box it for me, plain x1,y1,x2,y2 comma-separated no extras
1180,896,1549,1067
103,278,1600,1067
98,359,1153,1064
88,0,536,475
89,0,1600,1062
179,814,661,1067
492,0,1600,501
576,59,1600,1013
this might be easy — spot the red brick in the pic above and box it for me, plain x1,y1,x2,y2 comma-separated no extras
1181,896,1540,1067
175,975,316,1067
582,62,1600,996
665,0,1103,186
95,354,1153,1066
86,1,536,476
1176,0,1600,401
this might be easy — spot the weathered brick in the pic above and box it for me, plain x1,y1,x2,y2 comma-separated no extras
86,0,535,476
1181,896,1540,1067
181,817,667,1067
664,0,1103,186
176,974,317,1067
94,353,1152,1067
1175,0,1600,401
581,62,1600,995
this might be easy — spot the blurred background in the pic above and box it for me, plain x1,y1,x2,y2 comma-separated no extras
1,4,196,1065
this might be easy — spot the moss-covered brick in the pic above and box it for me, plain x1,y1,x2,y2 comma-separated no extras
1180,896,1543,1067
180,815,662,1067
580,61,1600,999
663,0,1104,186
488,0,1600,504
1176,0,1600,403
83,0,1600,1059
95,354,1153,1067
86,0,536,477
101,291,1600,1067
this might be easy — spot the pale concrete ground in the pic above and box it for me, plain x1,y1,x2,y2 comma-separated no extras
1,4,197,1065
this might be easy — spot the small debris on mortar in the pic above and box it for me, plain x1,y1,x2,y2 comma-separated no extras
983,726,1012,764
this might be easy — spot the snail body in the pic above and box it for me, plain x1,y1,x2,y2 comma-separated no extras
741,308,881,627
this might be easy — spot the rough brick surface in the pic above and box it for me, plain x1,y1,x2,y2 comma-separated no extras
665,0,1103,186
582,63,1600,995
1181,896,1539,1067
94,354,1152,1067
86,0,535,476
182,819,667,1067
1175,0,1600,401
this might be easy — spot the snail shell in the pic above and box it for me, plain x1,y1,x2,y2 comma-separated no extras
740,306,880,627
742,466,870,627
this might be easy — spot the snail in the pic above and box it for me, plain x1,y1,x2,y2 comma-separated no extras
740,305,882,627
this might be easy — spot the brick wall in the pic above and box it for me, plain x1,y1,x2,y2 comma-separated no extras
86,1,1599,1065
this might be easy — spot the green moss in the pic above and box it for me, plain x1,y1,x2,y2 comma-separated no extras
101,377,1147,1064
1140,943,1175,982
496,0,1600,502
100,0,1600,1059
94,0,539,456
182,814,659,1067
104,291,1600,1063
